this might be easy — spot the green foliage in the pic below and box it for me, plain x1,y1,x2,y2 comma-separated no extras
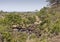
1,32,11,42
50,20,60,34
5,14,22,25
0,5,60,42
27,16,36,24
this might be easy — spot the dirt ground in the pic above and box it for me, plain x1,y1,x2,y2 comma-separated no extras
48,35,60,42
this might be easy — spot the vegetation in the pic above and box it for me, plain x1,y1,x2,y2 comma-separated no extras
0,0,60,42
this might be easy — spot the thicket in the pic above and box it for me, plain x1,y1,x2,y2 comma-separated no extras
0,0,60,42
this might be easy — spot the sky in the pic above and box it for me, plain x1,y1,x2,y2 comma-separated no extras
0,0,48,12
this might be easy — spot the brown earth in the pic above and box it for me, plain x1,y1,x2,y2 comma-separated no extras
48,35,60,42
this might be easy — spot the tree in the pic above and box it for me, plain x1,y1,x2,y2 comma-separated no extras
47,0,60,6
